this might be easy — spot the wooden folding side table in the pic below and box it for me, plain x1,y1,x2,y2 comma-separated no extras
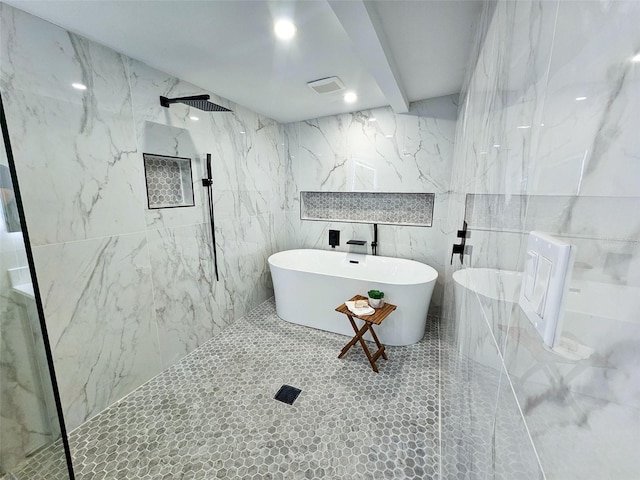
335,294,397,373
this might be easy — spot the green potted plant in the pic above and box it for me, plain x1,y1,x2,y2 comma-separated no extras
367,289,385,309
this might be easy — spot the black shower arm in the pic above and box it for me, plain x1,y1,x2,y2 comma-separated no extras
160,94,209,108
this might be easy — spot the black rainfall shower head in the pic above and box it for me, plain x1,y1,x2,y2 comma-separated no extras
160,94,233,112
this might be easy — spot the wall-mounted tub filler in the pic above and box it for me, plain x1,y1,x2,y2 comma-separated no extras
371,223,378,256
450,221,469,264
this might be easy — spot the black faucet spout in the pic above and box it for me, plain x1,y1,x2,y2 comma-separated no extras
372,223,378,256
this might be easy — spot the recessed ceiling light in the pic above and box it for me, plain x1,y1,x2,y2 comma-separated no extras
575,96,587,101
190,116,199,121
72,83,87,90
274,19,296,40
632,53,640,62
240,130,246,134
493,144,501,148
344,92,357,103
517,125,531,129
480,151,487,155
368,117,377,122
385,134,393,138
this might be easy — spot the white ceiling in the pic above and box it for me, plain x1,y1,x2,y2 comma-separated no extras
6,0,482,124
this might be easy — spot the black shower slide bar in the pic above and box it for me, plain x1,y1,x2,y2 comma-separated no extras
203,153,220,281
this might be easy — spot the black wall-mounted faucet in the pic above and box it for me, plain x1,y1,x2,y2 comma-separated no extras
329,229,340,248
451,221,469,265
371,223,378,256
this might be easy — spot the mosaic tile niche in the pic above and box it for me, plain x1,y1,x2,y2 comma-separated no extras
301,191,434,226
143,153,195,209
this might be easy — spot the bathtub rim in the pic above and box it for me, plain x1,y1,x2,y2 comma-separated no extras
268,248,438,286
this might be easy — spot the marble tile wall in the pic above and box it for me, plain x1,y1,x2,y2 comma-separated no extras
0,3,285,433
444,0,640,478
0,156,58,472
285,95,458,314
4,1,638,478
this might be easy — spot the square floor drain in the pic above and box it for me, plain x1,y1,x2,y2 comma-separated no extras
274,385,301,405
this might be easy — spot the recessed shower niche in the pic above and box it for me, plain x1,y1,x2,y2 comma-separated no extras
143,153,195,209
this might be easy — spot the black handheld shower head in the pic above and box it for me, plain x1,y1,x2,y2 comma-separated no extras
160,94,233,112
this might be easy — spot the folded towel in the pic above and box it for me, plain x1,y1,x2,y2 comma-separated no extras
345,300,375,316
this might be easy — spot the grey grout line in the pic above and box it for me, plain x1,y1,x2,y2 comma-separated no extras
8,300,541,480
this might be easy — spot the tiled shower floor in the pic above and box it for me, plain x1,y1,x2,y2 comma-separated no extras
10,299,443,479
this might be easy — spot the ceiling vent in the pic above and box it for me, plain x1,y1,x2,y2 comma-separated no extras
307,77,345,94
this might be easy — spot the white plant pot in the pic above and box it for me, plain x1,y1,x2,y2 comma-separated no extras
368,297,384,309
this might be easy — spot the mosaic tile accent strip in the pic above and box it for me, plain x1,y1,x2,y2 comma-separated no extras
143,153,194,209
301,191,434,226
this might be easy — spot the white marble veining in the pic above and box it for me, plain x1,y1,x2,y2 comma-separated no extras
0,5,147,246
533,1,640,198
1,2,286,435
285,96,458,314
3,1,639,478
0,257,55,472
445,0,640,478
129,57,286,224
146,223,224,368
31,234,161,429
0,152,60,473
129,57,285,370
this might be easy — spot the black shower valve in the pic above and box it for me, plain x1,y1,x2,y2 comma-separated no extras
451,221,469,265
451,244,464,263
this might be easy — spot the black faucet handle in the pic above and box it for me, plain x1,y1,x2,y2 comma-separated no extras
451,220,468,265
457,220,468,238
450,244,465,265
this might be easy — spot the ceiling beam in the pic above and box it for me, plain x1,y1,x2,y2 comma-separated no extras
328,0,410,113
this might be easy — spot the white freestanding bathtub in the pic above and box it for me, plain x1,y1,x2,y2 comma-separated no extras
268,249,438,346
